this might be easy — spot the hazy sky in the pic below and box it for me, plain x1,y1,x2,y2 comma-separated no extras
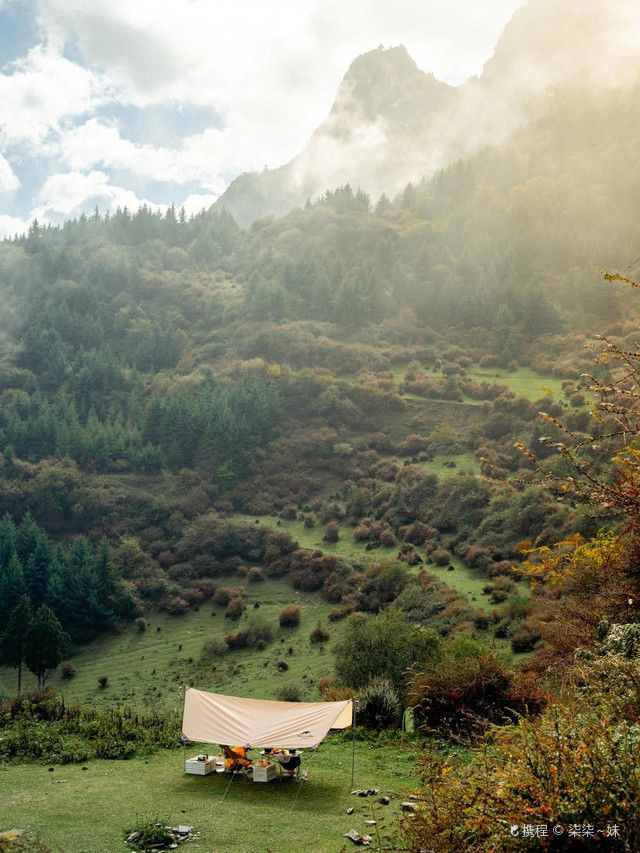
0,0,526,237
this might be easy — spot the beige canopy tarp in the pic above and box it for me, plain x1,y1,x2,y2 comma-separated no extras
181,686,353,749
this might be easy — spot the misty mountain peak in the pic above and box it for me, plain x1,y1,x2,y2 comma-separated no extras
214,0,640,226
328,44,453,130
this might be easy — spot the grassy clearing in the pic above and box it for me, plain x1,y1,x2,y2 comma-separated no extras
0,736,421,852
391,360,572,404
465,365,566,402
234,514,494,613
422,555,493,613
1,579,342,712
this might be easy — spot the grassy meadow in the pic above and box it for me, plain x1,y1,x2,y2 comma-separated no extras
1,579,344,712
0,734,422,852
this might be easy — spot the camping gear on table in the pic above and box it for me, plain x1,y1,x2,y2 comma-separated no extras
274,750,301,779
181,687,355,795
184,754,216,775
252,761,277,783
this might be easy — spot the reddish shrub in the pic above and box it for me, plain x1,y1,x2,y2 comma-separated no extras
164,596,188,614
379,529,395,547
310,624,330,644
247,567,264,582
431,548,452,566
279,604,302,627
194,578,218,598
213,585,245,605
227,595,247,618
61,663,75,680
323,521,340,542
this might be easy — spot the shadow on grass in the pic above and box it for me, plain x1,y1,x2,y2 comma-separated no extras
175,769,346,813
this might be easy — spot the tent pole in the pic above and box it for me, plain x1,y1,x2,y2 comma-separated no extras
351,699,357,789
219,769,236,804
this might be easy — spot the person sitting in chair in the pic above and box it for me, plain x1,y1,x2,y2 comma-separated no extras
220,744,251,771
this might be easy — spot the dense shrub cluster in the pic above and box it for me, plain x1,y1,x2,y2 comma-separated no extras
0,690,180,763
398,657,640,852
406,636,546,738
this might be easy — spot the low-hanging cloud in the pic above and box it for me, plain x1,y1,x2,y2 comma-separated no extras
2,0,639,235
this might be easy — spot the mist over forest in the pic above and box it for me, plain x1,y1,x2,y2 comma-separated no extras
2,1,640,850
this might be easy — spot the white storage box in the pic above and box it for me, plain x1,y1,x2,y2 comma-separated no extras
185,755,216,775
252,762,277,783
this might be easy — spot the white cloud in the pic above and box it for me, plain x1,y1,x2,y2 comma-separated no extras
181,193,219,216
0,213,29,239
0,0,635,231
60,119,229,192
0,153,19,193
36,0,527,171
34,169,165,219
0,45,108,148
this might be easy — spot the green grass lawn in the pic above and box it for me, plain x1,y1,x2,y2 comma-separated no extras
391,360,575,404
0,735,421,852
464,365,567,402
1,579,343,712
421,555,493,613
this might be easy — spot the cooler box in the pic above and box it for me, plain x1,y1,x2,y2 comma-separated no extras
185,755,216,775
252,762,277,783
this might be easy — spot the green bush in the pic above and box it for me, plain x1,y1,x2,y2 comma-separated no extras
334,608,441,692
124,818,175,852
358,678,402,729
0,690,180,764
202,636,227,657
407,637,545,737
275,683,301,702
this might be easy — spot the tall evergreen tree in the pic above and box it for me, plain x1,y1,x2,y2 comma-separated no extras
14,512,39,567
0,514,16,567
0,594,33,691
25,536,54,608
24,604,70,687
0,552,26,624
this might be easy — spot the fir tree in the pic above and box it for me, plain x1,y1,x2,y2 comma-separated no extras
15,512,39,567
24,604,70,687
25,536,54,608
0,513,16,566
0,552,26,624
0,594,33,691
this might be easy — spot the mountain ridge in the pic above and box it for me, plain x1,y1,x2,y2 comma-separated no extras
214,0,640,225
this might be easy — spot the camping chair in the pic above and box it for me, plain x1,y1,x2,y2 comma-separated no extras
274,750,301,781
220,744,252,776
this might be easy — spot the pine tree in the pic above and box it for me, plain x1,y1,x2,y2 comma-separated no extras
15,512,39,567
0,513,16,566
25,536,54,608
24,604,70,687
0,552,26,624
93,539,116,623
0,594,33,691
